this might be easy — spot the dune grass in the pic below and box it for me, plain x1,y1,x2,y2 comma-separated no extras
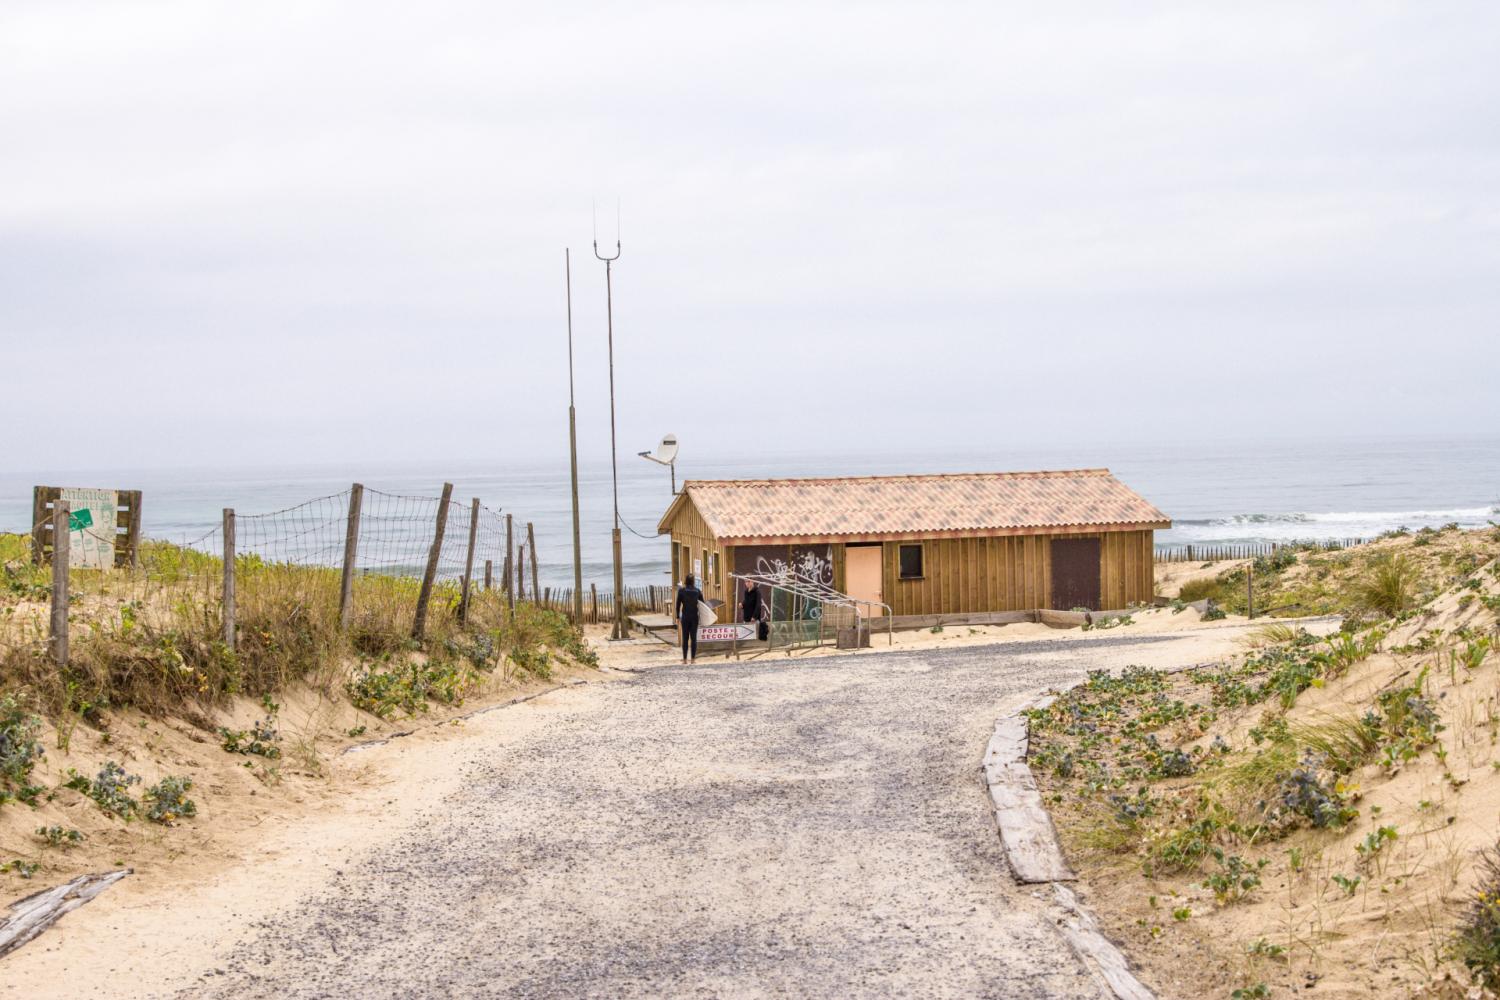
1,532,594,725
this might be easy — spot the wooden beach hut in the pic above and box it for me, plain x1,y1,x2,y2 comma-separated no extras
655,469,1170,618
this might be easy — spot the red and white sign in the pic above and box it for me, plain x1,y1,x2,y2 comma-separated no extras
697,623,756,642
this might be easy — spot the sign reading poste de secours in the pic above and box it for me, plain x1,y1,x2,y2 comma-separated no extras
697,623,756,643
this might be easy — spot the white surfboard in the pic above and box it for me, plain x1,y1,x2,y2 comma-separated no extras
697,600,717,626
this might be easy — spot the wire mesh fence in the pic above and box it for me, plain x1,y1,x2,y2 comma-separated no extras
0,482,580,682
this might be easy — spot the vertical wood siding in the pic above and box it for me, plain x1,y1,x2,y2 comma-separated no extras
876,530,1154,614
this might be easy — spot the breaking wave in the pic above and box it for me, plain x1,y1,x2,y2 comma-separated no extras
1170,506,1498,544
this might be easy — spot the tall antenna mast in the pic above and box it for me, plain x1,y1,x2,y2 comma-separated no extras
594,208,627,640
565,248,583,624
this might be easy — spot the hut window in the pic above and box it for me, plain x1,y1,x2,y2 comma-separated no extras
898,544,924,579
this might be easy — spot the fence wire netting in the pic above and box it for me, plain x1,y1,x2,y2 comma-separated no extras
0,484,559,673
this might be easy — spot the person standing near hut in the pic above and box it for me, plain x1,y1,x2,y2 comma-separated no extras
674,573,704,664
740,578,765,638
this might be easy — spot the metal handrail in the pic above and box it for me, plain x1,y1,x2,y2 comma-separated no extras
728,569,894,649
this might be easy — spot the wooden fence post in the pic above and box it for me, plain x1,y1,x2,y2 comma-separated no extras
120,489,143,570
515,543,526,602
50,500,69,667
338,483,363,630
412,483,453,639
459,497,479,623
222,508,236,653
504,514,515,612
527,522,539,606
484,559,493,591
1247,564,1254,621
591,583,598,624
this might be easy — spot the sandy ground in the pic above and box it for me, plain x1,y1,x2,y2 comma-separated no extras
1153,557,1248,598
589,604,1334,674
1,609,1332,998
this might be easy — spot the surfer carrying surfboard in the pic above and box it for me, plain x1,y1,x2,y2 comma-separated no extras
674,573,706,663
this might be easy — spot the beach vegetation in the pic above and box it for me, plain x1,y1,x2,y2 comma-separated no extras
0,534,596,726
143,775,196,825
0,693,45,806
1455,843,1500,988
35,825,85,848
68,760,141,819
1357,554,1418,617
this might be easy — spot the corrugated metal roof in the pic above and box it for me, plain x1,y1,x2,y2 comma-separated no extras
658,469,1170,542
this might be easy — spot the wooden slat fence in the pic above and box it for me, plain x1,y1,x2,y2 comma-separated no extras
1153,538,1368,563
531,584,673,625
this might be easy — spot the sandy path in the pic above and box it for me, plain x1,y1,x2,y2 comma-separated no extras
6,618,1328,998
170,634,1237,1000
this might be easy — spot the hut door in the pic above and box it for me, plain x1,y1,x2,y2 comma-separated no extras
845,545,884,616
1050,538,1101,611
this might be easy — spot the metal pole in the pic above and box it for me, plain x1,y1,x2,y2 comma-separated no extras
594,233,628,639
566,249,585,624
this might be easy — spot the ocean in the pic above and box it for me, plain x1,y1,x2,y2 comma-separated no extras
4,435,1497,590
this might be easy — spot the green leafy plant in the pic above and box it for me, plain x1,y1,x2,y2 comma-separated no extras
1455,843,1500,987
143,775,197,825
1203,849,1268,905
2,859,40,879
1231,985,1270,1000
35,825,85,848
219,718,281,758
1355,825,1398,870
1270,752,1358,829
1331,873,1362,896
0,694,45,805
70,761,141,819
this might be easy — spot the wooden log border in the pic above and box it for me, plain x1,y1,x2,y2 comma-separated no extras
983,688,1157,1000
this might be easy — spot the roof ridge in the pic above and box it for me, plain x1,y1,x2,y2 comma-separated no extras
683,468,1113,488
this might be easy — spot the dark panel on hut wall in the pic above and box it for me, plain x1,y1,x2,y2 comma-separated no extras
733,544,789,622
1051,537,1102,611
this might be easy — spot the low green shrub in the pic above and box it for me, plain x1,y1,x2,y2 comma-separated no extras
68,760,141,819
1456,844,1500,988
0,694,45,806
143,775,197,825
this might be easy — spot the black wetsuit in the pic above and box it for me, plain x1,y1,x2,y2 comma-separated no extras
741,585,763,625
675,584,704,660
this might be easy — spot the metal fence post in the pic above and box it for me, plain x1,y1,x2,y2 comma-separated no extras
50,500,69,666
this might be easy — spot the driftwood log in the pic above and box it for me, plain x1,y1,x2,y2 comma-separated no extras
0,869,130,959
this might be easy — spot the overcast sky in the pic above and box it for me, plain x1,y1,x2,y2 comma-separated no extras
3,2,1498,473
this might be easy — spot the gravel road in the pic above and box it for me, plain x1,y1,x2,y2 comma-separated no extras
185,636,1182,999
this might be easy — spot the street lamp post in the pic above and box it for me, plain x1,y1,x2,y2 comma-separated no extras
594,235,628,639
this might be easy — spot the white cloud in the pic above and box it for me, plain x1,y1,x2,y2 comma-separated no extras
2,1,1498,469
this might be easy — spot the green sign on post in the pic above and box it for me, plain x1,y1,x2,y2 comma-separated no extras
68,508,94,532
